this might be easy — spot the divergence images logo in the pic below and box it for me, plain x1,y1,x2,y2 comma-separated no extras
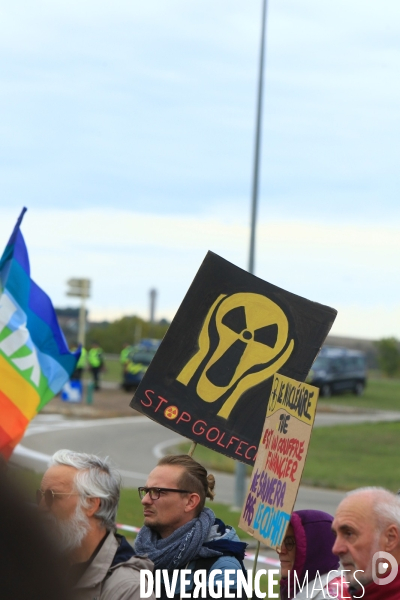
177,292,294,419
372,551,398,585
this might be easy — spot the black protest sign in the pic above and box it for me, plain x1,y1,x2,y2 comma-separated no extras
130,252,337,465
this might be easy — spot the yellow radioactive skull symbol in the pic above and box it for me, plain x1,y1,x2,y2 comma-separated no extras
177,292,294,419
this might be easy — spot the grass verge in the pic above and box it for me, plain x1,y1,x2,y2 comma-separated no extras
302,420,400,490
319,377,400,412
100,357,122,383
175,419,400,491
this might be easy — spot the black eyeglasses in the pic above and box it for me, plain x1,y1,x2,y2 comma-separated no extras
138,487,193,501
282,536,296,551
36,489,79,508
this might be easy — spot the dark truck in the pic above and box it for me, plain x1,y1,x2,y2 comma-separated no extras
307,346,367,397
122,339,160,392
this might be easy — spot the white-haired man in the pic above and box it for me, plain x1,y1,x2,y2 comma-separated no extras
37,449,154,600
332,486,400,598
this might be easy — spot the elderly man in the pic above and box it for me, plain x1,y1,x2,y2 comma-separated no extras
37,449,154,600
332,486,400,598
134,454,247,600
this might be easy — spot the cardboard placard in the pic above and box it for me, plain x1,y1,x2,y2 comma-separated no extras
130,251,336,464
239,373,319,549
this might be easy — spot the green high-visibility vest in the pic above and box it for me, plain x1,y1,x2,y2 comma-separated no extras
88,347,103,368
126,362,145,375
120,346,131,364
77,347,87,369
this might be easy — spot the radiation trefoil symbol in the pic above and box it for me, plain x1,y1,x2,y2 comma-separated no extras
177,293,294,420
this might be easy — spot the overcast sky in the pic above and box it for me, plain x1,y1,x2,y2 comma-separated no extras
1,0,399,340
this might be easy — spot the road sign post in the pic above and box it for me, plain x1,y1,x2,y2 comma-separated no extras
66,278,91,347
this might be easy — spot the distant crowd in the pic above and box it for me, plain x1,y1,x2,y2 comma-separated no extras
70,342,105,391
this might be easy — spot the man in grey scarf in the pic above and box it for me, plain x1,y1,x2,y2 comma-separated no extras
134,454,247,599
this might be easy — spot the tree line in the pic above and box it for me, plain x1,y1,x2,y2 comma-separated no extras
376,337,400,377
86,314,400,378
86,316,169,353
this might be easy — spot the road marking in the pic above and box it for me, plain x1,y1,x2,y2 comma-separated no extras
13,416,156,471
153,437,185,459
24,415,149,437
13,444,51,463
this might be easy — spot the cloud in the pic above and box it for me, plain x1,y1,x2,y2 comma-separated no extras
0,0,399,222
331,304,400,340
0,207,398,339
0,2,399,341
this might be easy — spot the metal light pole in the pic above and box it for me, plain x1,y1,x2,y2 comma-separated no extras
234,0,268,510
149,288,157,337
149,289,157,325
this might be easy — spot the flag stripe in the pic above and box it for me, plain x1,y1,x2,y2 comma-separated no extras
0,427,24,460
8,262,71,360
0,389,29,439
0,425,12,450
0,354,40,419
1,289,71,393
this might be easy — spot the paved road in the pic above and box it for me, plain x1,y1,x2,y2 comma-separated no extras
13,406,400,514
314,408,400,427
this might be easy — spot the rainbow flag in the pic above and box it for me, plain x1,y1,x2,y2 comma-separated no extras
0,208,78,460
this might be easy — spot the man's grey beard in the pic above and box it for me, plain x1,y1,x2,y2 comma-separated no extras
48,502,90,555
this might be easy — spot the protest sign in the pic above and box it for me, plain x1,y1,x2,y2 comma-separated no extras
130,251,336,464
239,373,319,549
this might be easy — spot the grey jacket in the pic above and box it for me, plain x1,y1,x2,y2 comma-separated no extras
73,531,155,600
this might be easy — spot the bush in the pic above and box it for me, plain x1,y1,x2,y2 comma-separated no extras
376,337,400,377
87,316,169,353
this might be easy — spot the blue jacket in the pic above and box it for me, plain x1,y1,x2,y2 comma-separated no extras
159,519,247,599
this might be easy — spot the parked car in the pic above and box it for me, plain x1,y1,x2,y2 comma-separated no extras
307,346,367,397
122,339,160,391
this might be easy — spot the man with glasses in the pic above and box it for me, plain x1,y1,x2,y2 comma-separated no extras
134,454,247,599
37,449,154,600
